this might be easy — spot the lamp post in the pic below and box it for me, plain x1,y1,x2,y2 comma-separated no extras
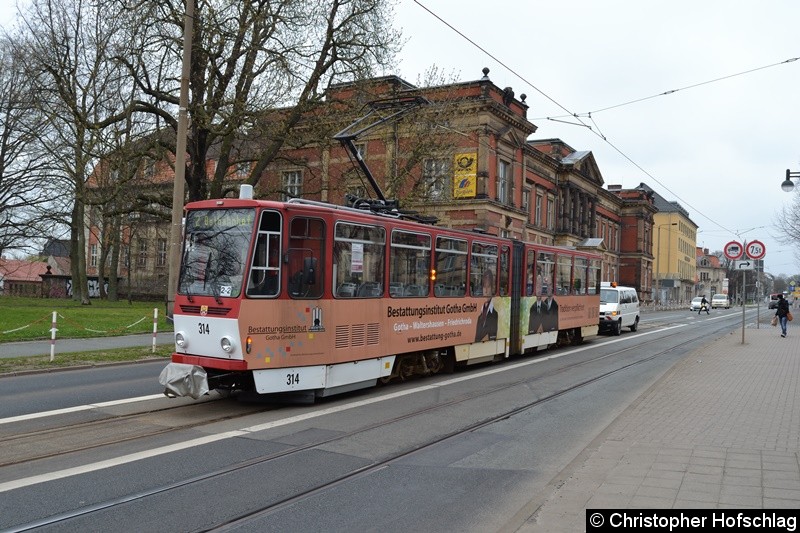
780,169,800,192
655,222,677,305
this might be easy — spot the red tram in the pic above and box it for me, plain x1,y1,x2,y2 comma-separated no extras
160,189,601,399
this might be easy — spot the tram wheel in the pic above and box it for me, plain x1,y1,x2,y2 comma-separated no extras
425,351,444,374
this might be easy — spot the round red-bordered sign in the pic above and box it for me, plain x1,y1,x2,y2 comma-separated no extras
745,240,766,260
723,240,743,260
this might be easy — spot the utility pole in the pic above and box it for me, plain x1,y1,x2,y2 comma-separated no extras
166,0,194,319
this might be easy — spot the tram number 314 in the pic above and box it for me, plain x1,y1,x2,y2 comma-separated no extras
287,373,300,386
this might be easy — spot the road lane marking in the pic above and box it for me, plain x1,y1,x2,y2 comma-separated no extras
0,394,165,426
0,324,689,492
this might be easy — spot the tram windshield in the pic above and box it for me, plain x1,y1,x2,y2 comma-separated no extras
178,208,256,299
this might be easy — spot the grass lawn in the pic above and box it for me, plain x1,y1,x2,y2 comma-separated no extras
0,297,173,342
0,297,175,373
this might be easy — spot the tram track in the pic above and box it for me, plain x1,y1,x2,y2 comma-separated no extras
0,310,721,468
4,314,750,532
206,318,742,531
0,399,274,467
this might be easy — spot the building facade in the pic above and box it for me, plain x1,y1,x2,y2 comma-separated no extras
639,183,698,304
695,247,727,299
87,69,671,301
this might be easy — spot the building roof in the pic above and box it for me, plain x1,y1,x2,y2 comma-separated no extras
48,256,71,276
0,259,49,282
636,182,697,225
561,150,591,165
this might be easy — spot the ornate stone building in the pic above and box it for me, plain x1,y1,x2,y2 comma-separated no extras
87,69,662,300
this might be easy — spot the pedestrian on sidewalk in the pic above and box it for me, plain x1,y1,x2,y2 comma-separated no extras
775,293,790,337
699,295,710,315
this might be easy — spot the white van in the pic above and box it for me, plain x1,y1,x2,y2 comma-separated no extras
711,293,730,309
599,282,640,335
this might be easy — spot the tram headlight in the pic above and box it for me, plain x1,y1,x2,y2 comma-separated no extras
220,336,235,353
175,332,187,348
246,335,252,354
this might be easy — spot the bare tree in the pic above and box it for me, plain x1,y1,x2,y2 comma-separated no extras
119,0,401,203
17,0,143,303
0,36,59,257
774,187,800,252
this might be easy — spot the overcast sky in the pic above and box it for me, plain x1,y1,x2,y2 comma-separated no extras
394,0,800,277
2,2,798,276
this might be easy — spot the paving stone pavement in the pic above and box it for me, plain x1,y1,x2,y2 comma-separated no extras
517,325,800,532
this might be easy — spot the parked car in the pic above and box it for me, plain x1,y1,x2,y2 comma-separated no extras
711,294,730,309
769,293,781,309
690,296,704,311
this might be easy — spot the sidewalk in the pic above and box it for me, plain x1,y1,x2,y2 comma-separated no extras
519,325,800,530
0,332,174,358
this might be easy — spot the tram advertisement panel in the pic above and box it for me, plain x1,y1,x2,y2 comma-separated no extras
238,296,511,368
523,294,598,335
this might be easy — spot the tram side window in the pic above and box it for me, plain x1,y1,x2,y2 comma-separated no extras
470,242,498,297
526,249,535,296
574,257,588,295
390,230,431,297
557,255,573,295
434,237,467,297
587,259,601,294
247,210,282,298
537,252,555,297
498,246,510,296
287,217,325,299
333,222,385,298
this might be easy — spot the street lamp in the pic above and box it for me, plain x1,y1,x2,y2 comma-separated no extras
655,222,678,305
780,169,800,192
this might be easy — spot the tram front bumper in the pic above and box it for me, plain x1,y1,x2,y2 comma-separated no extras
159,362,210,399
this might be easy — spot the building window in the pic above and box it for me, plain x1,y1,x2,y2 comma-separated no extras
497,159,511,205
143,159,156,178
522,188,530,214
234,161,250,179
546,195,555,229
137,240,147,269
282,170,302,201
157,238,168,268
423,158,448,200
355,142,366,159
90,244,98,268
535,193,543,227
347,183,367,199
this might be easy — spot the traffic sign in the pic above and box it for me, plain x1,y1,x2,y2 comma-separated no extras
745,240,766,260
724,240,743,260
734,260,754,270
